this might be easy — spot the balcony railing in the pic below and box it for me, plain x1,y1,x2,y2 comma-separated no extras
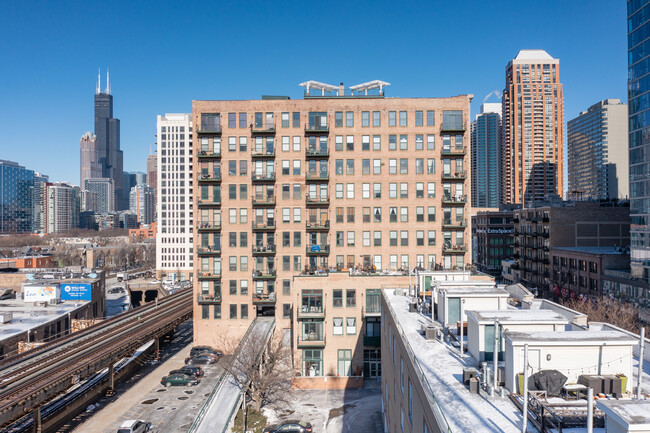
197,293,222,304
252,292,276,304
306,197,329,206
443,243,467,254
197,271,222,279
197,124,222,134
304,124,329,134
306,220,330,231
251,149,275,158
197,199,221,207
252,244,276,255
306,171,329,181
442,218,467,228
306,148,329,158
297,305,326,320
251,172,276,182
306,245,330,255
197,150,221,158
252,269,277,279
197,222,221,231
363,336,381,347
363,304,381,317
198,173,222,182
197,246,221,255
441,146,467,156
250,123,276,134
252,195,276,206
442,194,467,204
297,333,326,347
441,121,467,132
252,221,276,231
441,171,467,180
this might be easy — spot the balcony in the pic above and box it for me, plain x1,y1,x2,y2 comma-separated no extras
197,222,221,232
442,218,467,229
441,121,467,132
250,123,276,135
197,150,221,159
305,148,329,158
197,271,222,280
252,269,277,280
198,173,222,183
197,293,222,304
306,197,330,207
442,194,467,205
252,292,276,305
363,336,381,347
252,195,276,206
196,124,222,135
252,244,276,256
306,220,330,231
441,146,467,156
443,243,467,254
197,199,221,208
252,221,276,231
542,216,550,223
297,305,326,320
297,333,326,348
306,244,330,255
197,246,221,256
542,232,549,238
304,124,329,135
306,171,329,182
251,172,276,183
251,149,275,159
362,305,381,317
441,170,467,181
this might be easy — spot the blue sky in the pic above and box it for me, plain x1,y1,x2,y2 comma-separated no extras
0,0,627,184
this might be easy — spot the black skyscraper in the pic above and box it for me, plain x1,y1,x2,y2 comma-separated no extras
94,69,124,210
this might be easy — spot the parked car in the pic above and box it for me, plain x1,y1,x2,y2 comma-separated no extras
117,419,151,433
160,373,200,387
263,421,313,433
189,345,223,358
169,365,204,378
185,354,218,365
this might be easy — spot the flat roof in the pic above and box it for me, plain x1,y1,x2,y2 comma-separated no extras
466,309,569,324
0,298,88,343
505,330,637,346
553,246,628,255
597,399,650,427
439,286,509,297
383,291,525,433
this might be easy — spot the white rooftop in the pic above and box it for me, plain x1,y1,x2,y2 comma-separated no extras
505,330,638,346
0,298,88,343
467,309,569,324
439,285,510,297
514,49,555,60
384,291,527,433
597,399,650,427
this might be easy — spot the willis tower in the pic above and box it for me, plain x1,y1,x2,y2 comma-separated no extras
94,69,124,209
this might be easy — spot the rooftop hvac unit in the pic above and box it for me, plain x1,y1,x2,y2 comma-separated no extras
49,298,61,305
0,313,12,324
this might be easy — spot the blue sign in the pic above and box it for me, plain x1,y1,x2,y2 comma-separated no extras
61,283,92,301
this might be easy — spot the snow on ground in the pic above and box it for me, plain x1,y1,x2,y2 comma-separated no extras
385,291,539,433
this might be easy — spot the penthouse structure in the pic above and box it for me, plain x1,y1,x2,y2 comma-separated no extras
502,50,564,205
191,81,473,381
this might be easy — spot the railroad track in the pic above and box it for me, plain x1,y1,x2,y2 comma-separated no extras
0,288,192,428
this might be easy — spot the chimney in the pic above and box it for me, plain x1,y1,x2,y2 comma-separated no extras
339,82,344,96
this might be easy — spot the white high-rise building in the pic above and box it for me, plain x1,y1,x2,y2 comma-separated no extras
156,113,194,282
45,182,80,234
84,178,115,214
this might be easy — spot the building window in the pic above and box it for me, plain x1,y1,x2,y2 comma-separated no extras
346,111,354,127
335,112,343,127
388,111,396,127
362,111,370,127
372,111,381,127
241,304,248,319
333,317,343,335
303,349,322,376
283,303,291,319
202,305,209,319
337,349,352,376
230,304,237,319
347,289,356,307
333,289,343,307
346,317,356,335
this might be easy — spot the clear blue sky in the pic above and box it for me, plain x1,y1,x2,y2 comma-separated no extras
0,0,627,184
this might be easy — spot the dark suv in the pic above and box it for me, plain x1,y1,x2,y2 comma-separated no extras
189,345,223,358
169,365,204,378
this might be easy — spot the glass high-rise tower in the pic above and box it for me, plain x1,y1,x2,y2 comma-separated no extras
471,103,503,208
629,0,650,280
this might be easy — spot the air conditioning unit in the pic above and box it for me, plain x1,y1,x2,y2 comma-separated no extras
0,313,12,324
49,298,61,305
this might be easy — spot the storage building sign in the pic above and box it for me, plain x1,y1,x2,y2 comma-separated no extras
23,285,60,302
61,283,92,301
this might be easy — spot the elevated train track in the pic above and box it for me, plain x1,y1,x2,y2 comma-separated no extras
0,288,192,429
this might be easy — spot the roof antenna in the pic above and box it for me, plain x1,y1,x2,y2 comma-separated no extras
106,68,110,94
97,68,101,94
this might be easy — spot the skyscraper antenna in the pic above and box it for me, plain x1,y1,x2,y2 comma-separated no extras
106,68,110,94
97,68,101,94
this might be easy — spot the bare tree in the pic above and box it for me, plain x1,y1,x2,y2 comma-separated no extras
562,296,642,333
225,331,294,413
